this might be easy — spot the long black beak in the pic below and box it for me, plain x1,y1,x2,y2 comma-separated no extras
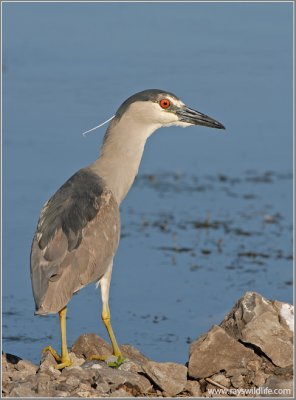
176,106,225,130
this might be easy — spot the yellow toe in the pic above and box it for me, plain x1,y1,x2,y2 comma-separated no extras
42,345,61,363
55,357,72,370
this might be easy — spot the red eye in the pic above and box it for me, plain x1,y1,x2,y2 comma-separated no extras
159,99,171,109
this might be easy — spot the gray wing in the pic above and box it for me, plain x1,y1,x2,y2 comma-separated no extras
30,168,120,315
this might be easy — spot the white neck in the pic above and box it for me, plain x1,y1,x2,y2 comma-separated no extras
89,115,160,205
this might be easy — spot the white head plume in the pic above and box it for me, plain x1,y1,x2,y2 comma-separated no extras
82,115,115,137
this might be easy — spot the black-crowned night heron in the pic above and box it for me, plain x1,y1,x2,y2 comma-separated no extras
31,89,225,369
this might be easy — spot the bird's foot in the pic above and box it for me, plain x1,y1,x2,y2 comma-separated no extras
42,346,72,369
89,353,125,368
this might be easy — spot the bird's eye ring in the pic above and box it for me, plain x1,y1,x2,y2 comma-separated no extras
159,99,171,109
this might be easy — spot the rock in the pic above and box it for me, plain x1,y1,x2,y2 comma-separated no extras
72,381,107,397
81,360,104,369
260,376,293,397
220,292,293,368
1,353,39,396
2,353,22,369
73,390,96,397
38,349,59,375
110,387,134,397
225,367,246,378
120,344,150,364
68,352,85,367
118,344,150,374
61,366,99,382
37,350,83,377
253,370,268,387
96,368,153,395
64,375,81,389
142,361,187,396
2,353,38,380
118,359,143,374
188,325,261,379
53,390,70,397
230,374,245,388
274,302,294,333
61,365,83,373
15,359,38,374
55,381,75,392
184,380,202,397
36,379,56,395
71,333,112,359
5,370,32,383
246,359,262,373
2,292,294,397
9,382,36,397
210,373,231,388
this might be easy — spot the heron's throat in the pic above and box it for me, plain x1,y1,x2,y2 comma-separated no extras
89,117,160,205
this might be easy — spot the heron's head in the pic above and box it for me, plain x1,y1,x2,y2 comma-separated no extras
114,89,225,130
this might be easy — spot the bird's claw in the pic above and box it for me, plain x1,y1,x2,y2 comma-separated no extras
42,345,61,362
42,346,72,369
54,358,72,370
89,354,125,368
89,354,106,361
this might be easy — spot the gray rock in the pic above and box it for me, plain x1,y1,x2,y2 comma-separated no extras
118,359,143,374
73,381,106,397
61,366,99,382
71,333,112,359
71,388,98,397
53,390,70,397
81,360,105,369
253,371,268,387
3,292,293,398
210,373,231,388
2,376,14,397
142,360,187,396
184,380,202,397
246,359,262,373
230,374,245,388
15,359,38,374
225,367,247,378
120,344,150,364
2,353,39,396
110,387,134,397
68,351,85,367
71,390,96,397
96,368,153,395
9,382,36,397
38,349,59,375
2,353,22,370
36,379,57,395
5,370,34,383
220,292,293,368
64,375,81,389
118,344,150,374
188,325,261,379
260,376,293,397
55,381,76,392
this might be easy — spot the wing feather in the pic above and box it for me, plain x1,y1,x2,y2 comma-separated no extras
30,168,120,314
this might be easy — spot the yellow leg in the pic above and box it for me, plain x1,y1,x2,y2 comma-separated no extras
90,263,123,366
101,303,121,357
42,306,72,369
90,303,123,365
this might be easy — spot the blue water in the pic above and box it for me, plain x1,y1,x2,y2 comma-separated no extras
2,2,293,365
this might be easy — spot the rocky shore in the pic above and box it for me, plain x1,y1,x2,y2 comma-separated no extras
2,292,294,398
